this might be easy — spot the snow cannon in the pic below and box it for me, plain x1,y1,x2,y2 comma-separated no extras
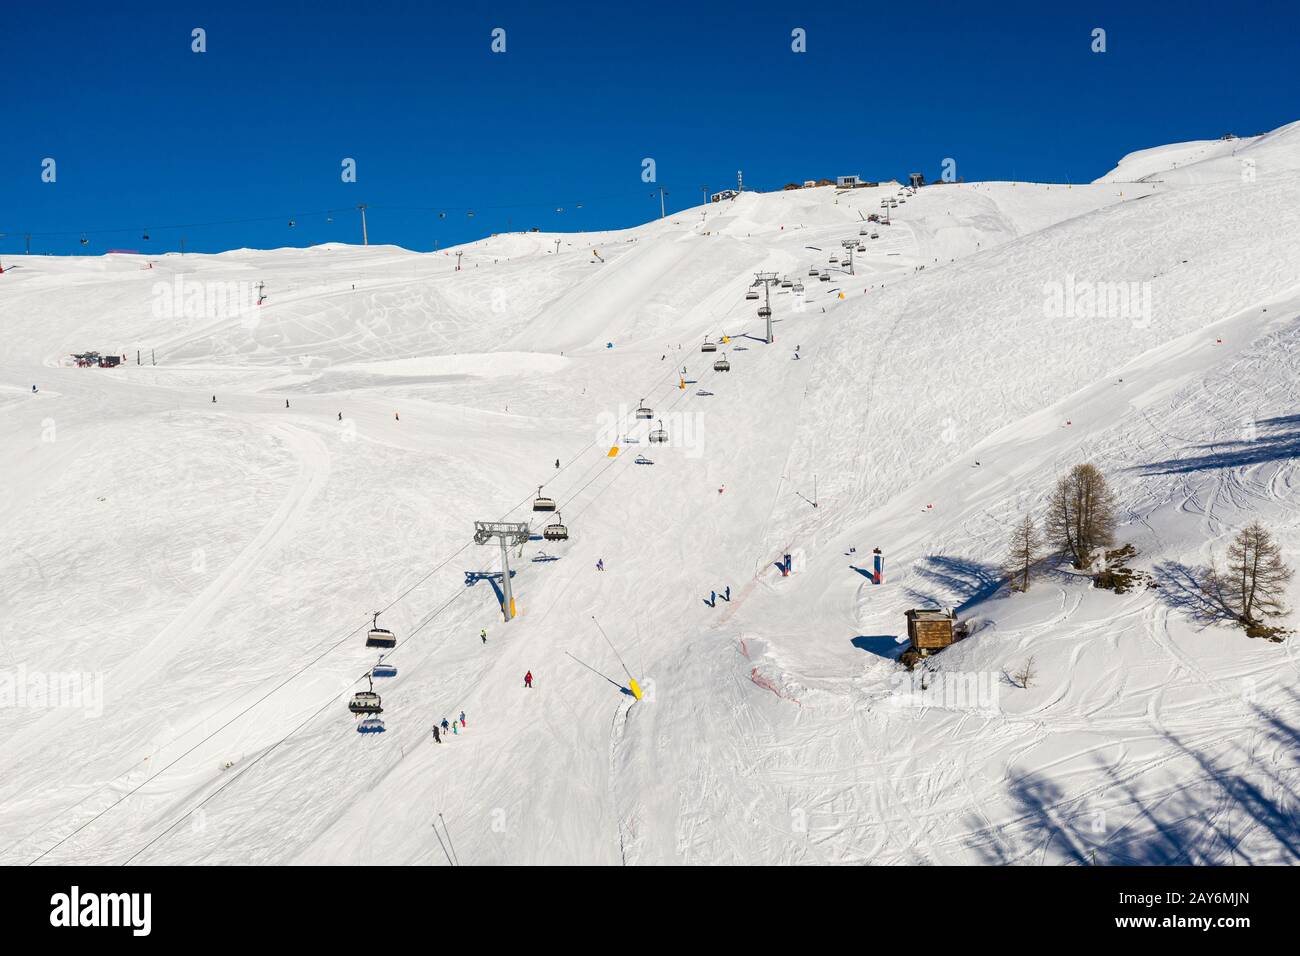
629,678,644,701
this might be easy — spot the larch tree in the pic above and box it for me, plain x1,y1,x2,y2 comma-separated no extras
1224,521,1293,627
1006,514,1042,592
1046,463,1118,569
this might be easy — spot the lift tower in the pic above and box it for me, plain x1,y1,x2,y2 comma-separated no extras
473,520,531,621
841,239,858,276
753,271,780,344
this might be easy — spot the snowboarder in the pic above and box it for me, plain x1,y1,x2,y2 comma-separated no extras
480,627,487,644
432,725,441,743
596,558,604,571
524,671,533,689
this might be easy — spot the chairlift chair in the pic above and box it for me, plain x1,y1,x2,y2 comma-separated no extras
532,486,556,512
543,513,569,541
745,288,759,300
793,281,804,293
758,305,771,318
649,419,668,444
372,657,398,679
713,355,731,372
635,399,653,419
366,611,397,648
349,676,383,715
701,339,718,353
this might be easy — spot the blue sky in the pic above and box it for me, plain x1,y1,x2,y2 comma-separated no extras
2,0,1296,255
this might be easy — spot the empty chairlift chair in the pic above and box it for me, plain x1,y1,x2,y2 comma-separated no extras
745,286,760,300
701,338,718,353
649,419,668,444
366,611,397,648
349,676,383,715
713,354,731,372
543,512,569,541
532,486,556,512
635,398,653,419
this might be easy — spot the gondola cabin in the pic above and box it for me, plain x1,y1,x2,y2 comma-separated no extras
905,609,956,651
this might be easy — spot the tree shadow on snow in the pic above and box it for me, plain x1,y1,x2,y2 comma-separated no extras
966,709,1300,865
1150,561,1238,625
1136,414,1300,475
903,555,1004,612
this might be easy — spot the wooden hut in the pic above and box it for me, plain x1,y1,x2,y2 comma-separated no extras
905,609,956,651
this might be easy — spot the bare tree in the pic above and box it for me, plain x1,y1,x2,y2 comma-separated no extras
1046,464,1117,568
1005,514,1042,591
1219,522,1293,627
1011,655,1037,689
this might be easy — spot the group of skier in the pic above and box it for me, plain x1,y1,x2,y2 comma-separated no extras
431,710,467,743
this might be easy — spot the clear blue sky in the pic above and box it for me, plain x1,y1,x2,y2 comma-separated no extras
2,0,1296,255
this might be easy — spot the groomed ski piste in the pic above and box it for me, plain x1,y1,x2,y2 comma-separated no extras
2,122,1299,866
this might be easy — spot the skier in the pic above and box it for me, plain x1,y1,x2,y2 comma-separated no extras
596,558,604,571
211,395,216,403
718,484,725,495
554,459,560,469
724,585,731,601
31,385,37,393
460,711,466,727
710,590,716,606
432,725,442,743
441,717,450,734
337,411,342,421
452,721,459,735
395,411,400,421
285,399,290,408
524,671,533,689
480,627,487,644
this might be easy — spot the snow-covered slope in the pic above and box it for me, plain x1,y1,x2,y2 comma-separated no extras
2,122,1298,866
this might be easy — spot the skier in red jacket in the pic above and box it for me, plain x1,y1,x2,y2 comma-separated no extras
524,671,533,689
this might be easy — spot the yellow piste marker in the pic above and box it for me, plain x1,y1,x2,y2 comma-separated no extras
607,445,619,457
